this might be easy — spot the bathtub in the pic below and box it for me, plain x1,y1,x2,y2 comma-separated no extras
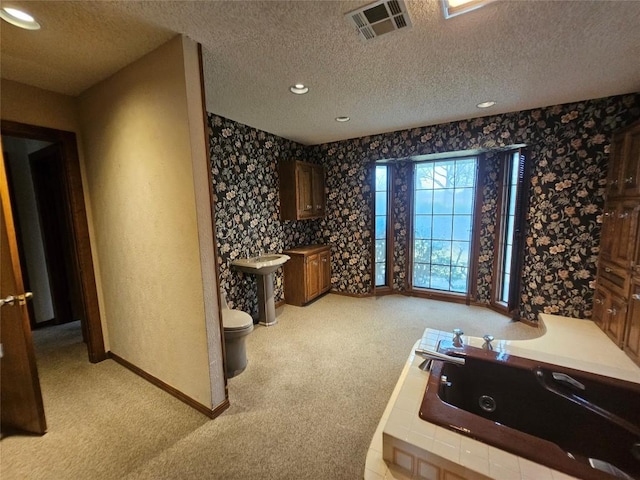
419,339,640,480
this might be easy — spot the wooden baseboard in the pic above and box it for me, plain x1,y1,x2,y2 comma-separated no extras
329,290,372,298
108,352,229,419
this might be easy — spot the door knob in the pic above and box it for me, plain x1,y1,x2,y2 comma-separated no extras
0,295,16,307
0,292,33,307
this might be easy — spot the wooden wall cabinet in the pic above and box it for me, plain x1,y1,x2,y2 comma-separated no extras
282,245,331,306
279,161,326,220
595,120,640,366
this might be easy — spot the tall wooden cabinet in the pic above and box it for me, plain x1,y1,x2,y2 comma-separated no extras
282,245,331,306
279,161,326,220
595,120,640,366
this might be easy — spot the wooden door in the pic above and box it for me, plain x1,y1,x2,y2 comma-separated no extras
592,287,607,330
607,132,626,198
599,204,617,263
611,201,640,268
623,277,640,363
311,165,325,216
320,249,331,292
604,294,627,347
0,146,47,435
305,254,320,301
296,164,313,218
621,123,640,197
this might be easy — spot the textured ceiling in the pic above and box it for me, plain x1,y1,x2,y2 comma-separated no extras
1,1,639,145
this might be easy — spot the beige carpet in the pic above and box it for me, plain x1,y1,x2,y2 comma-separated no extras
1,294,540,479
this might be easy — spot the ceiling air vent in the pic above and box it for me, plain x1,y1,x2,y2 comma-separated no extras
345,0,412,42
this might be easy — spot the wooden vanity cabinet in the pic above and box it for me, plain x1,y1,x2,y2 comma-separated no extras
595,120,640,366
279,161,326,220
282,245,331,306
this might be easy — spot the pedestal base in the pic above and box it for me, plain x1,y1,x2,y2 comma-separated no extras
256,273,277,326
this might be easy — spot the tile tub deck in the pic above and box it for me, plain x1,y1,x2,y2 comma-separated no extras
364,314,640,480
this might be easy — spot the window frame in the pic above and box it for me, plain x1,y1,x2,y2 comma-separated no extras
373,163,394,292
408,156,480,301
490,148,531,317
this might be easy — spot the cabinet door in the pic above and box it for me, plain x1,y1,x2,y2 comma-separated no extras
305,254,320,300
592,287,608,330
599,205,618,263
621,124,640,197
607,133,626,198
605,293,627,347
312,165,325,216
296,164,314,218
611,201,640,268
319,249,331,292
624,278,640,364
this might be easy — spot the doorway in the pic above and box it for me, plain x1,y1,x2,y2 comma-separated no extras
1,120,105,363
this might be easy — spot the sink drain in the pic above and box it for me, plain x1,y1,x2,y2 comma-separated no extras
478,395,496,413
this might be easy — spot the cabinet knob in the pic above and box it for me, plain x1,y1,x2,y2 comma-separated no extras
605,267,612,273
606,308,617,315
322,258,327,262
632,294,640,301
594,298,603,304
624,176,634,184
610,179,618,186
306,204,312,209
618,213,629,219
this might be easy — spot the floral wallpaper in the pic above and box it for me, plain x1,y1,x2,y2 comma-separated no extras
209,93,640,323
305,93,640,322
207,114,320,318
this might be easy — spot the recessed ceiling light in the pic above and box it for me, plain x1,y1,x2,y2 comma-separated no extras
476,101,496,109
290,84,309,95
335,116,351,122
0,7,41,30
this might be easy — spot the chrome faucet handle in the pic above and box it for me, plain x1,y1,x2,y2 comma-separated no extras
482,334,494,351
452,328,464,347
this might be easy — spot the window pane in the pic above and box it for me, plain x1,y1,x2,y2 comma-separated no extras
413,263,430,288
451,241,470,266
375,215,387,239
412,157,477,294
414,239,431,263
430,265,450,290
502,273,511,302
453,188,474,215
375,239,386,263
376,263,386,286
415,190,433,214
375,165,388,288
376,165,388,190
503,244,513,275
431,241,451,266
414,215,432,239
433,161,454,189
432,215,453,240
450,267,468,292
416,163,434,189
433,189,454,214
455,160,476,187
452,215,471,241
375,191,387,215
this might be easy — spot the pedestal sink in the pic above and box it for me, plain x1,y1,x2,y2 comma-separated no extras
230,254,290,326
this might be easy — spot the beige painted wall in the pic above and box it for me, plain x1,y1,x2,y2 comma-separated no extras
0,80,109,345
77,36,222,408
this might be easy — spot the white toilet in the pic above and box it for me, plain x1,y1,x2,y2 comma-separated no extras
221,294,254,378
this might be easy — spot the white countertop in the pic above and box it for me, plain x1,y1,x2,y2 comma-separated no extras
364,314,640,480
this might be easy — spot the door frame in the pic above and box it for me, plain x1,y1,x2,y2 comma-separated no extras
1,120,106,363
